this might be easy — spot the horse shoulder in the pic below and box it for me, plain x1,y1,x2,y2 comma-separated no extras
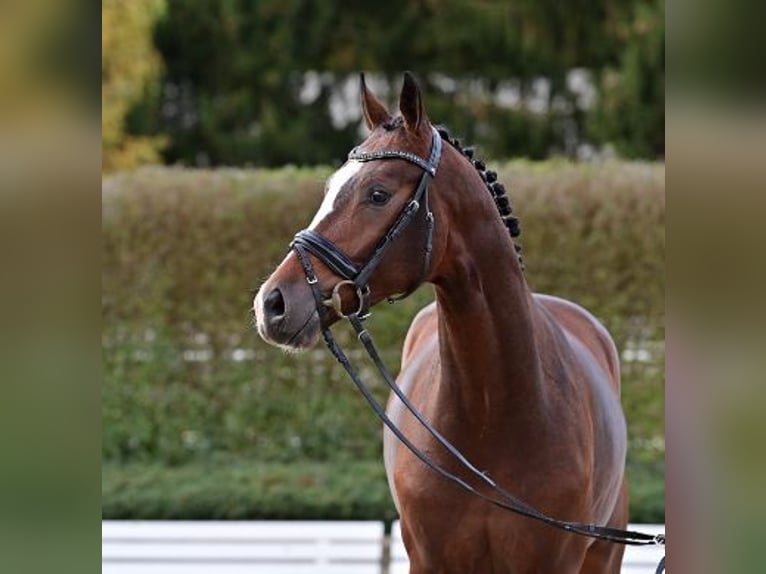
384,302,440,513
401,300,439,367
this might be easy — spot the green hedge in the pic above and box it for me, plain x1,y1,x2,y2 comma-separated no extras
102,458,664,523
103,161,664,520
102,459,398,521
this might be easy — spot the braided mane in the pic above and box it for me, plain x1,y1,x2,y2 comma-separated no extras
434,125,524,269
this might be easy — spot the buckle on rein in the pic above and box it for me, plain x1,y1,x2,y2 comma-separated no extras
323,279,371,320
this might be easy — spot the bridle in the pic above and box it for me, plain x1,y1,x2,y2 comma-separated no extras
291,125,442,319
288,125,665,573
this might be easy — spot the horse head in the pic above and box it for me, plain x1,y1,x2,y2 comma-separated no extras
254,73,451,349
254,72,520,351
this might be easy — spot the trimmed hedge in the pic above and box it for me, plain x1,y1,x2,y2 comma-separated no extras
103,161,664,519
102,458,664,524
102,459,397,521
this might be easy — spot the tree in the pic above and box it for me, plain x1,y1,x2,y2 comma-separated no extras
102,0,166,171
587,0,665,158
103,0,665,168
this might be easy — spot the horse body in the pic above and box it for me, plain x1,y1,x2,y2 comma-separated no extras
254,73,629,573
387,296,627,573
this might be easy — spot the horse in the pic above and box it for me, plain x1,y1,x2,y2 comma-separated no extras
254,73,628,573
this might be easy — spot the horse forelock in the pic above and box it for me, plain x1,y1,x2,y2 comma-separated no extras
382,116,403,131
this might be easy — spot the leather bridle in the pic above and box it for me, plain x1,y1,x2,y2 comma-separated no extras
291,125,442,319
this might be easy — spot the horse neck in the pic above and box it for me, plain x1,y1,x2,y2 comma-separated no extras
431,155,547,433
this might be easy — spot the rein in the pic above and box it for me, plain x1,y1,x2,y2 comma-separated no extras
289,127,666,573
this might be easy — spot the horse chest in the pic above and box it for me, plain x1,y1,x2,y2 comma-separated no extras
388,406,592,573
397,493,583,574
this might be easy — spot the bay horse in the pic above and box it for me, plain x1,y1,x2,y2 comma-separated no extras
254,73,628,573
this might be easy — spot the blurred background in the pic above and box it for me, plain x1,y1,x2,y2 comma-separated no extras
102,0,665,526
103,0,664,170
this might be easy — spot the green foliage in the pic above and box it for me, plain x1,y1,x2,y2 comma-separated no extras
626,459,666,524
587,0,665,158
102,0,167,171
101,0,663,168
102,459,398,521
103,161,664,519
149,0,580,165
102,458,664,523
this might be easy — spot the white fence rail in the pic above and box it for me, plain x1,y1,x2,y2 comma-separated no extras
102,521,384,574
103,520,664,573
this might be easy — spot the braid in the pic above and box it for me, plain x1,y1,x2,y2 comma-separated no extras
435,125,524,269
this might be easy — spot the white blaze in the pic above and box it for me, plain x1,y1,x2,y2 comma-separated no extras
309,160,363,229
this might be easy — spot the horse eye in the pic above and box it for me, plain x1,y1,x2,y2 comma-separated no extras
368,188,391,206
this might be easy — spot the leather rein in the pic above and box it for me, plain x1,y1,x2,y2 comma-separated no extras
289,127,666,571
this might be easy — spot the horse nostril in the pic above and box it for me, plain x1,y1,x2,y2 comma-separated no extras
264,287,286,320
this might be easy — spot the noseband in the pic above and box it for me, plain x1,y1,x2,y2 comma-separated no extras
291,125,443,319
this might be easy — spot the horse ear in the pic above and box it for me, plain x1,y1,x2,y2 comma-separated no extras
360,73,391,131
399,71,427,132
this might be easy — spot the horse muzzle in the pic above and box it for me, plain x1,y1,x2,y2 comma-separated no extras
254,278,321,350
